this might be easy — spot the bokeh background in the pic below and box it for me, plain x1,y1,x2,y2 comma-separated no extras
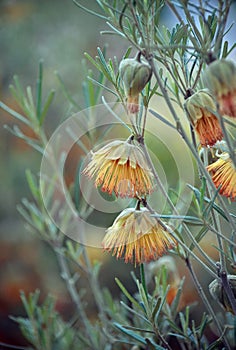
0,0,236,347
0,0,107,345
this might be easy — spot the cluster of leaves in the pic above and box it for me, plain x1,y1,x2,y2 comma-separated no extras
10,269,214,350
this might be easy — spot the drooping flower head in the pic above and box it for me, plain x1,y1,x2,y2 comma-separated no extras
207,152,236,200
83,139,155,198
202,59,236,118
119,53,152,114
102,207,177,266
184,89,223,147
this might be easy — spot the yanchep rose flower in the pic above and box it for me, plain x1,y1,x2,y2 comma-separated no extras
184,89,223,147
102,207,177,266
83,139,155,198
207,152,236,200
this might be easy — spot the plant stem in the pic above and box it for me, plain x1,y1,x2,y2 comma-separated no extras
145,201,217,279
203,150,236,314
202,149,226,271
216,263,236,315
56,249,100,350
218,113,236,168
140,140,217,274
153,325,173,350
186,257,231,350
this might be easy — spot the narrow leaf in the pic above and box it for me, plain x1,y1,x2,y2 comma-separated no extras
115,278,142,310
149,109,176,130
39,89,55,125
36,60,43,119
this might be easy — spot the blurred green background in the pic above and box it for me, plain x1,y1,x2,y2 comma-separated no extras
0,0,236,347
0,0,110,345
0,0,147,346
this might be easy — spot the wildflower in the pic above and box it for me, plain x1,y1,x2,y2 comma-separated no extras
206,152,236,200
184,89,223,147
83,139,154,198
203,59,236,118
102,207,177,266
119,53,152,114
209,275,236,314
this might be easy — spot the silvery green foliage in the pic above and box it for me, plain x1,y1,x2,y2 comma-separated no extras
1,1,236,349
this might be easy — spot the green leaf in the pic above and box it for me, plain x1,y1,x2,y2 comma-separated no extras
137,280,151,317
114,323,166,349
36,60,43,120
73,0,108,20
123,46,133,59
115,278,142,310
0,101,30,126
25,86,36,118
202,185,222,220
87,76,118,97
39,89,55,125
120,301,151,324
113,323,148,345
25,169,40,200
187,184,229,222
153,286,170,323
55,71,81,108
97,47,112,77
149,109,176,130
20,289,41,317
66,240,83,261
170,277,185,317
4,125,43,153
122,325,155,334
84,52,102,72
199,177,206,211
151,297,162,321
189,226,209,251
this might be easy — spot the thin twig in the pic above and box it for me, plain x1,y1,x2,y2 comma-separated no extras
186,257,231,350
56,249,100,350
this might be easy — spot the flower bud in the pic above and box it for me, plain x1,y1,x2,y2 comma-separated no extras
202,59,236,118
184,89,223,147
146,256,181,305
209,275,236,314
119,54,152,113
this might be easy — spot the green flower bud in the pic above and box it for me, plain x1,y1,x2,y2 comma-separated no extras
119,53,152,113
209,275,236,314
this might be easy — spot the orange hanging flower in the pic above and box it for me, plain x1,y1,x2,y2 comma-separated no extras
203,59,236,118
184,89,223,147
83,139,155,198
102,207,177,266
207,152,236,200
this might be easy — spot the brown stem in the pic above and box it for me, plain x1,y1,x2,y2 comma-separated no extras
186,257,231,349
